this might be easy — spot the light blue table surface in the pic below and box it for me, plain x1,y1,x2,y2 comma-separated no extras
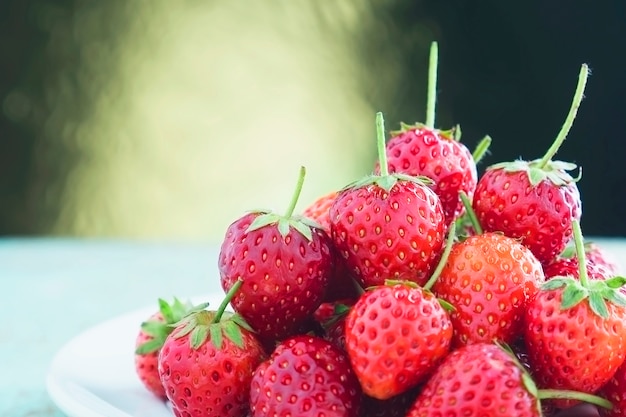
0,238,223,417
1,237,625,416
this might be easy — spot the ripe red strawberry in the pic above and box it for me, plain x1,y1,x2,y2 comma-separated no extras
302,190,362,301
330,113,446,288
344,281,453,400
406,342,612,417
406,343,542,416
158,283,266,417
249,335,361,417
134,298,206,399
302,190,338,232
598,357,626,416
523,221,626,409
218,167,333,342
380,124,478,226
473,65,589,264
432,232,544,347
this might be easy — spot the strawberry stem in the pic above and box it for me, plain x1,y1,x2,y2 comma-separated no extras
471,135,492,165
538,64,589,169
423,221,456,291
425,41,438,129
572,220,590,288
284,166,306,218
459,191,483,235
376,112,389,177
214,279,243,323
537,389,612,410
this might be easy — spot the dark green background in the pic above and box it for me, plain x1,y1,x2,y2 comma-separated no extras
1,0,624,236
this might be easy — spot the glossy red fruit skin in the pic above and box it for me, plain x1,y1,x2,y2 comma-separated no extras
344,284,453,400
302,191,362,302
433,233,544,347
382,126,477,225
524,288,626,408
473,167,582,264
406,343,541,417
249,335,361,417
329,181,445,288
218,212,333,341
158,321,266,417
598,358,626,416
135,312,167,399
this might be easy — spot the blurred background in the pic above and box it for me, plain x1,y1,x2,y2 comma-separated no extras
1,0,624,243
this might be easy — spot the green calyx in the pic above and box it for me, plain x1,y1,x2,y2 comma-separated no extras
135,297,209,355
245,165,321,241
389,122,459,142
345,112,434,194
488,158,581,187
496,341,613,412
172,279,254,350
488,64,589,188
541,220,626,319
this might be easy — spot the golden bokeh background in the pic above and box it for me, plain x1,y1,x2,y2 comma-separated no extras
14,1,431,242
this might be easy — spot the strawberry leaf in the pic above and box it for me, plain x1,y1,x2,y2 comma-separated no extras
560,281,587,309
190,324,210,350
209,323,223,350
135,338,163,355
588,291,609,319
603,288,626,308
291,220,313,241
542,277,571,291
222,320,244,348
230,314,255,333
604,276,626,289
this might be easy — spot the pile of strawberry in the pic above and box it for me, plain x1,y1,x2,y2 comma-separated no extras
134,43,626,417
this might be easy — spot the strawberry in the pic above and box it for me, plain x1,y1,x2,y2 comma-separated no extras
598,357,626,416
432,231,544,347
523,220,626,409
158,282,266,417
381,124,479,226
301,190,338,232
472,65,589,264
218,166,333,342
406,342,612,417
302,190,362,301
344,280,453,400
330,112,445,288
249,335,361,417
374,42,489,226
134,297,206,399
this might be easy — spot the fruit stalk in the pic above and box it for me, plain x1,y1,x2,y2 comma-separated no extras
425,41,438,128
284,166,306,218
538,64,589,168
213,279,243,323
376,112,389,176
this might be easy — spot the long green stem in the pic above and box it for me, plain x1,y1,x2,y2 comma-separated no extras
425,41,439,128
538,64,589,168
459,191,483,235
376,112,389,176
572,220,589,288
471,135,492,164
423,221,456,291
214,279,243,323
537,389,612,410
284,166,306,218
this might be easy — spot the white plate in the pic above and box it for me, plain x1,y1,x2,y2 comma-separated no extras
46,293,225,417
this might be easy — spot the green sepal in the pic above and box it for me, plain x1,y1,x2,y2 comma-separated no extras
246,212,318,242
222,320,244,348
208,323,223,350
560,281,587,310
191,324,211,350
342,173,433,194
135,338,164,355
230,313,255,333
135,297,208,355
588,291,609,319
438,298,456,312
541,277,571,291
603,276,626,289
488,158,581,187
